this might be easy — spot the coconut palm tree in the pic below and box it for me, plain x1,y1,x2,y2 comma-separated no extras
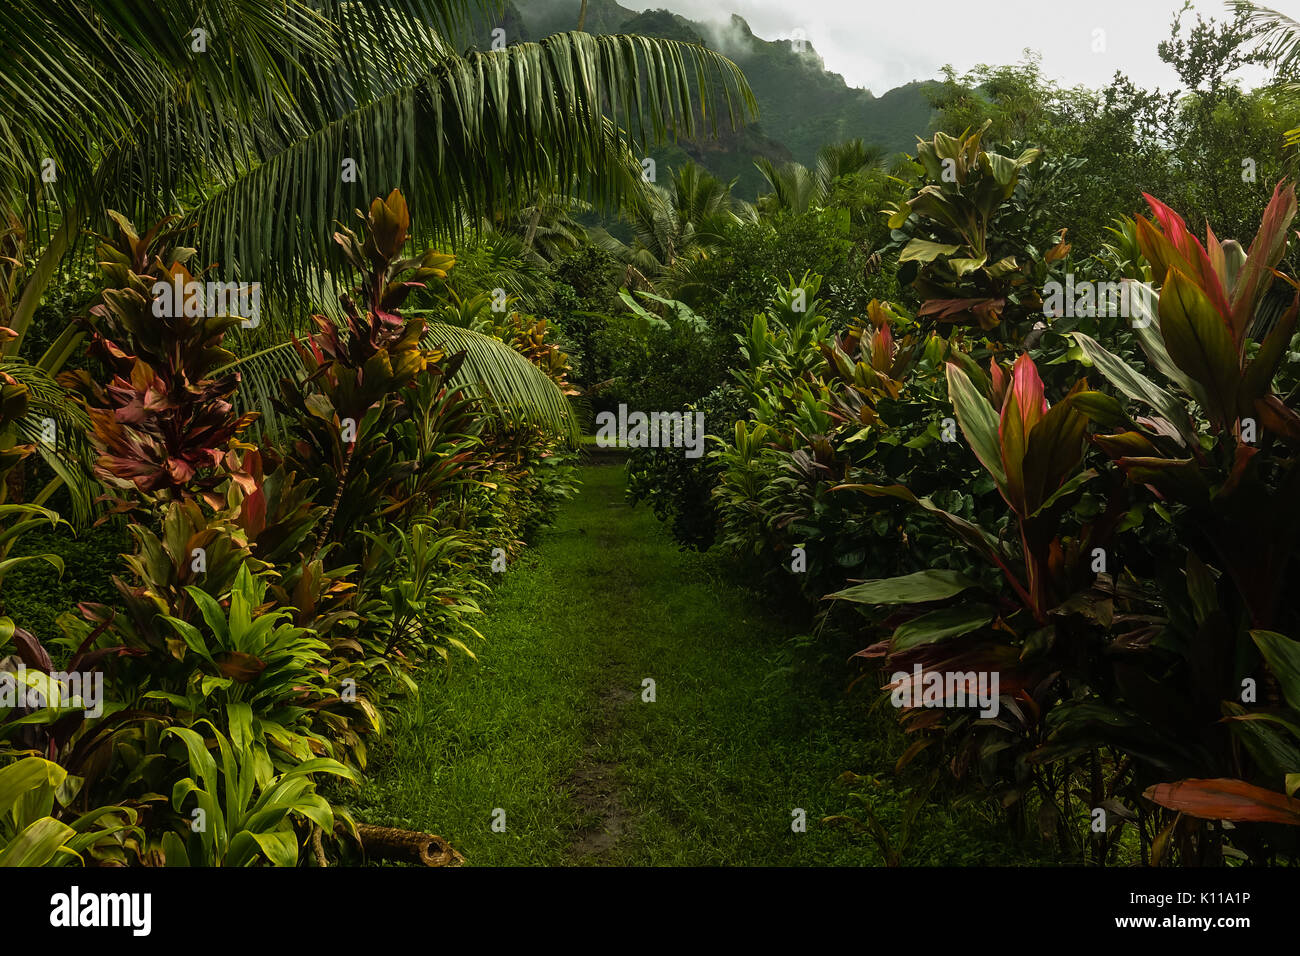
591,160,748,289
1232,1,1300,147
0,0,755,488
755,138,886,215
492,193,592,265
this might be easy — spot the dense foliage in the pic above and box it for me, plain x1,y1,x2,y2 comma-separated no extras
594,5,1300,866
1,190,580,865
4,0,1300,870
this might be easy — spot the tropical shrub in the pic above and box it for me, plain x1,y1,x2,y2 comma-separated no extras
701,276,969,600
0,756,139,866
885,123,1066,341
156,722,355,867
0,188,580,867
1065,183,1300,861
61,213,257,510
828,183,1300,864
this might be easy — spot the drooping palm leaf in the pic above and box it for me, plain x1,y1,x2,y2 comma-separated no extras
422,323,579,444
1233,1,1300,80
189,30,754,300
4,2,756,361
1233,1,1300,149
221,323,578,445
0,361,96,525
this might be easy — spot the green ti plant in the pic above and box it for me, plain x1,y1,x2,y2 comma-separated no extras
886,122,1063,342
157,721,355,867
0,756,140,866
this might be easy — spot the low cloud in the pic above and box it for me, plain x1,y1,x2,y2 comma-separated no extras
618,0,1268,95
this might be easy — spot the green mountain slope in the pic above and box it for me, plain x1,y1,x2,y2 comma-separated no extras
506,0,936,195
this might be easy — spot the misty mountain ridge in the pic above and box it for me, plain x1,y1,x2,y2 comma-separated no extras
497,0,937,198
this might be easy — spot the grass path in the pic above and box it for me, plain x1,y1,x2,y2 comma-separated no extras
352,464,1054,866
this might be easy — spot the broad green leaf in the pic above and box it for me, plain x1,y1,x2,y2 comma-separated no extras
0,554,63,578
226,831,269,868
1241,293,1299,404
1000,383,1028,513
948,255,988,277
1224,706,1300,780
899,239,961,264
1030,468,1097,519
1022,383,1089,514
1158,268,1239,427
160,830,190,867
246,828,299,868
163,726,219,795
1064,390,1128,429
945,363,1006,487
826,569,981,605
68,804,137,834
0,758,66,815
1252,630,1300,714
161,616,215,664
1129,284,1202,398
1071,331,1197,445
1119,456,1210,505
287,758,360,782
891,605,995,652
0,817,76,867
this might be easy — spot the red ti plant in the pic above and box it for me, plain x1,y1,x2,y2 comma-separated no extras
818,300,908,428
278,189,459,562
61,214,258,509
1071,182,1300,630
836,352,1106,624
828,352,1135,818
1066,184,1300,846
299,188,453,415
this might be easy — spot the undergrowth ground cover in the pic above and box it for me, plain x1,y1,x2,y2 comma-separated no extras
355,464,1058,865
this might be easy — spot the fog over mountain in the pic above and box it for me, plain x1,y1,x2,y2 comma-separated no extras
595,0,1271,93
505,0,939,195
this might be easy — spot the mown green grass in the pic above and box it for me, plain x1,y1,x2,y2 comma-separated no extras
351,464,1059,866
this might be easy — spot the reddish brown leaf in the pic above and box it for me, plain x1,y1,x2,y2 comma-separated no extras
214,651,267,682
1144,778,1300,825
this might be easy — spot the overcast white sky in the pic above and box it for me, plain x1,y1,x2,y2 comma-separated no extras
618,0,1282,93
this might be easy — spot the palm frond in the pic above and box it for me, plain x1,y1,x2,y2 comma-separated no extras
440,231,549,303
0,0,334,237
220,323,578,445
1232,1,1300,79
219,339,308,445
755,156,818,214
815,138,886,191
187,30,754,300
422,323,579,444
0,360,97,525
4,4,755,367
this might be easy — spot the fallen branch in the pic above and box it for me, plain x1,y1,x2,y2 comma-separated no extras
342,822,465,867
